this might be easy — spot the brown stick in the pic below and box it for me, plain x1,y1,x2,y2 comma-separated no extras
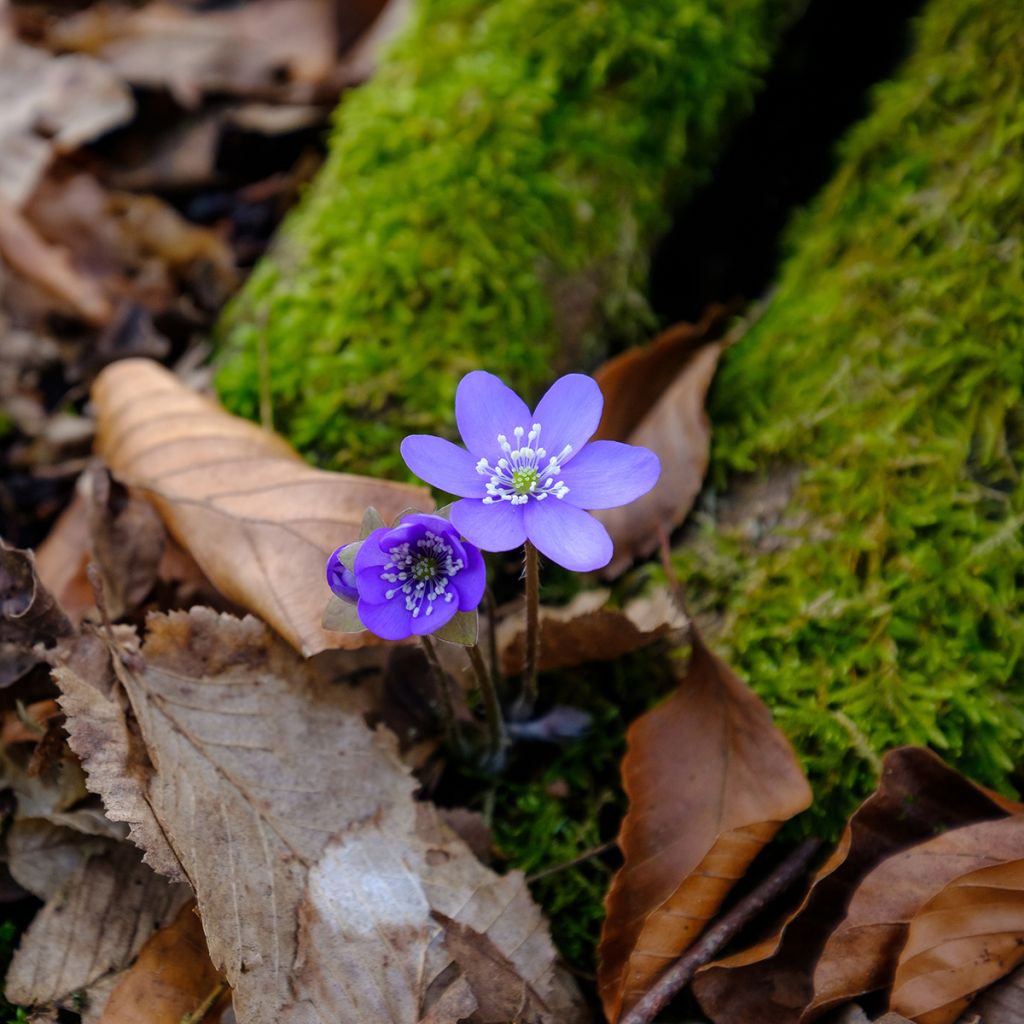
525,838,619,884
180,978,230,1024
619,838,822,1024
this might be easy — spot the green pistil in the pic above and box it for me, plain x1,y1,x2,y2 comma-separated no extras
512,467,539,495
412,557,438,581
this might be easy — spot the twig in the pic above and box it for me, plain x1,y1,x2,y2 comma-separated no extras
619,838,822,1024
526,839,619,884
180,978,230,1024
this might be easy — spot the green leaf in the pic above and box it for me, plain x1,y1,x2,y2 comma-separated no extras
321,596,364,633
433,610,478,646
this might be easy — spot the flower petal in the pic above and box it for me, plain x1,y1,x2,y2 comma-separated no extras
531,374,603,457
400,435,487,497
409,596,459,636
452,542,486,611
355,565,393,604
559,441,661,510
353,527,390,573
523,499,612,572
455,371,532,461
450,498,526,552
326,545,359,601
357,597,413,640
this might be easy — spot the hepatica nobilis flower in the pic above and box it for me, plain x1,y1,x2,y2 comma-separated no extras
343,513,485,640
401,372,660,572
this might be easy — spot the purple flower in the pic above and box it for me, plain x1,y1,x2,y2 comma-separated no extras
326,544,359,602
400,372,660,571
352,513,486,640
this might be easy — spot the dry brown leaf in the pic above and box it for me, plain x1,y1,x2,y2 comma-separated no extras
5,819,118,900
100,900,229,1024
91,358,429,655
887,855,1024,1024
592,314,725,578
51,0,343,107
0,39,133,206
5,841,190,1014
964,961,1024,1023
805,817,1024,1018
498,587,686,676
597,626,812,1023
693,748,1018,1024
58,608,584,1024
0,198,113,324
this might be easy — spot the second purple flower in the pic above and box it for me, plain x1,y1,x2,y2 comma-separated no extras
401,371,660,572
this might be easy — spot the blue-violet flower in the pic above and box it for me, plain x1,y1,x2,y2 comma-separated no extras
400,372,660,572
351,513,486,640
326,544,359,602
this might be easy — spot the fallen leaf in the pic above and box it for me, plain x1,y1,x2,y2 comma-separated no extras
6,819,118,900
498,587,687,676
592,313,725,578
100,900,229,1024
91,359,429,655
0,39,134,206
804,817,1024,1019
964,961,1024,1023
5,841,190,1014
0,198,112,324
693,748,1018,1024
597,626,813,1023
51,0,343,107
1,699,60,746
58,608,584,1023
0,539,73,683
33,490,96,623
887,854,1024,1024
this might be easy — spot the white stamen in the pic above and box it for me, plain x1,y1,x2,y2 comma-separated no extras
378,532,464,618
474,423,571,505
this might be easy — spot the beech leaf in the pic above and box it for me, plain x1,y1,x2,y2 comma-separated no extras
5,842,190,1014
100,900,229,1024
597,627,812,1023
57,608,584,1024
693,748,1019,1024
965,961,1024,1023
888,853,1024,1024
592,313,725,578
498,587,686,676
91,358,429,655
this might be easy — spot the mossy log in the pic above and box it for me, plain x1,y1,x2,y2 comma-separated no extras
215,0,791,475
679,0,1024,834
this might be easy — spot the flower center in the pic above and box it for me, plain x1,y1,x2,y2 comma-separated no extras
475,423,571,506
379,532,463,618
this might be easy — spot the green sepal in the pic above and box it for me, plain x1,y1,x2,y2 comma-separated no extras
433,609,478,646
359,507,386,539
337,543,359,571
391,505,429,526
322,595,365,633
433,502,453,520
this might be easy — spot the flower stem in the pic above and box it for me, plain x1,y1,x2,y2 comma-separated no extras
420,635,461,753
467,642,506,767
521,540,541,714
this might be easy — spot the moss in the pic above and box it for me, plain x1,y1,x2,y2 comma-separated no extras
674,0,1024,836
216,0,790,476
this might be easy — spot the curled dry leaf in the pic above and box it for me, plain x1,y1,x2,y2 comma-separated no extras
805,816,1024,1019
57,608,584,1024
497,586,687,676
5,841,190,1014
592,313,725,578
693,748,1018,1024
92,359,429,655
888,855,1024,1024
100,900,229,1024
0,539,73,685
597,626,812,1023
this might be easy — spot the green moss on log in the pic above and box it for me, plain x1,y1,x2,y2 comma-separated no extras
215,0,789,475
676,0,1024,834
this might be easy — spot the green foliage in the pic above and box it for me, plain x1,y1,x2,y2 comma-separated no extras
487,646,677,970
675,0,1024,835
216,0,789,475
0,920,25,1023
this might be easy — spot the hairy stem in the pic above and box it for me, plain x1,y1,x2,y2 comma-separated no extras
521,540,540,713
467,642,506,766
420,635,461,753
